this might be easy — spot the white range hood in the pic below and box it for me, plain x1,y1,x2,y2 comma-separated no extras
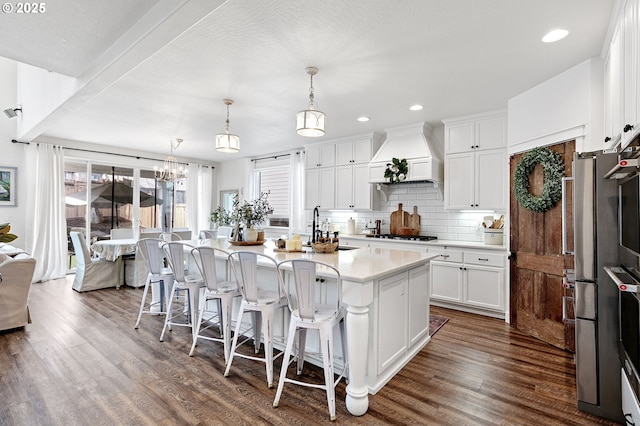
368,122,444,184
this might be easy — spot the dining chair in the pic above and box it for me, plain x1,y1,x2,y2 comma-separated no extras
134,238,174,329
273,259,348,421
160,242,205,343
198,229,218,239
110,228,134,239
224,251,287,388
70,231,119,292
160,232,183,242
189,246,241,362
216,226,235,239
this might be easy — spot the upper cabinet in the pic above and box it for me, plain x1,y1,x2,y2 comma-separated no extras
445,112,506,154
305,132,384,210
442,111,507,211
604,0,640,151
306,143,335,168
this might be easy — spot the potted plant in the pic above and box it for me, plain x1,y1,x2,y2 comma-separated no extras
231,192,273,242
209,206,233,229
0,223,17,243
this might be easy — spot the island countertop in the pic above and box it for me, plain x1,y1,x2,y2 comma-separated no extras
191,238,438,282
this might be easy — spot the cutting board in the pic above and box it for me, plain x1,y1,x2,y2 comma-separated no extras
408,206,420,236
390,203,410,235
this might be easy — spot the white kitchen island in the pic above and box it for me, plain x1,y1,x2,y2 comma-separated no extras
189,238,437,416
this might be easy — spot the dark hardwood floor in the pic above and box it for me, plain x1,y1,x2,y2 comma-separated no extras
0,276,621,425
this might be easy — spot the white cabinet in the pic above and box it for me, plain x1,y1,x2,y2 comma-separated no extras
306,143,335,168
444,111,506,154
335,136,381,166
335,163,372,210
305,167,335,210
376,264,430,374
442,111,507,211
445,148,506,210
604,0,640,151
429,246,506,318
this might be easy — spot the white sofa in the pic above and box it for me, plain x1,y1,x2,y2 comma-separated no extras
0,251,37,331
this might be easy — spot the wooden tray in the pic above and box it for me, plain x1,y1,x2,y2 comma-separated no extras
273,248,304,253
228,240,265,246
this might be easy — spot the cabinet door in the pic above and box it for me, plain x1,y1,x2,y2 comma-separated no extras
430,261,463,302
475,148,507,210
464,264,504,311
335,141,353,166
335,165,354,209
318,167,335,209
377,272,408,373
352,139,373,163
305,168,320,210
445,121,474,154
352,164,371,210
444,152,474,209
622,0,639,148
475,115,506,151
408,264,430,344
306,144,335,168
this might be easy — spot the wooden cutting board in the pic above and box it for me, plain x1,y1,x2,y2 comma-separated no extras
390,203,410,234
408,206,420,236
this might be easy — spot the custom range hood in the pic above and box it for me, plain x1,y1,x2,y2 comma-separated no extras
368,122,444,185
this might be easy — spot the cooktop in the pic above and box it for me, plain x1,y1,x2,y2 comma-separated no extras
372,234,437,241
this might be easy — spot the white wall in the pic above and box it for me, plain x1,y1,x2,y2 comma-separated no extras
215,157,251,205
508,57,604,154
0,58,28,249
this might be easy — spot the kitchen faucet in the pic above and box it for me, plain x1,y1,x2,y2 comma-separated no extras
311,206,320,243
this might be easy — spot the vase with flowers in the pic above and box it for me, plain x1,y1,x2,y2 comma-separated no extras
230,191,273,242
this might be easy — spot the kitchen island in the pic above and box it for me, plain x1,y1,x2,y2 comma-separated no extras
190,238,437,416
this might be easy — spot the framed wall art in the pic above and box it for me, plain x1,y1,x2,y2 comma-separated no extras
0,166,17,206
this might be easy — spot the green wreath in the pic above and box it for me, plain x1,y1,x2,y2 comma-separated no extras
513,147,565,213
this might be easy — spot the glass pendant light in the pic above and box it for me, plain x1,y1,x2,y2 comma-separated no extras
216,99,240,153
296,66,326,137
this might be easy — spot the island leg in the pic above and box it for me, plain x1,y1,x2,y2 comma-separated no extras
342,280,373,416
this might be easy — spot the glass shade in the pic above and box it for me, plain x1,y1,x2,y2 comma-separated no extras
296,109,326,137
216,133,240,152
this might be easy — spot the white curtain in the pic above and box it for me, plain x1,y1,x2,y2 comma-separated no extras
25,143,67,282
289,150,306,234
186,163,213,234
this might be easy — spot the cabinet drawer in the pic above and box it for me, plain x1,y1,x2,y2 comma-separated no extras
428,247,463,263
463,250,504,267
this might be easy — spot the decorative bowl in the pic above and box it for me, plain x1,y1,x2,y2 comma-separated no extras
311,242,338,253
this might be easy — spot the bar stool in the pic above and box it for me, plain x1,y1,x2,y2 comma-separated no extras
134,238,174,329
160,242,204,343
224,251,287,388
189,246,241,362
273,259,348,421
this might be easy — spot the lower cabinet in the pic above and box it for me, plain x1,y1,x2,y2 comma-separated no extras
429,247,506,319
376,264,430,374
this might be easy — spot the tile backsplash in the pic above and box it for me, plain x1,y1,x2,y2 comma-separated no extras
307,182,507,243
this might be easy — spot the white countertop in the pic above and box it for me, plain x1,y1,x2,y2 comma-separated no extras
187,238,437,282
338,234,508,252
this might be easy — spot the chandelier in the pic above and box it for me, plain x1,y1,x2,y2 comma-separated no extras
216,99,240,152
154,138,187,181
296,66,326,137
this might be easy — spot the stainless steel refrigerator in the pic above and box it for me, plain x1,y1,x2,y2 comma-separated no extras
570,151,622,422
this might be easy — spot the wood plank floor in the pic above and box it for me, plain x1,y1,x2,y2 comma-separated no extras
0,276,621,425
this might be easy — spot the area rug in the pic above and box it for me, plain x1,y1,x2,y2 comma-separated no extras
429,315,449,336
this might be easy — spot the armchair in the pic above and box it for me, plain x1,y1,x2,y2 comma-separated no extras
70,231,120,292
0,252,36,331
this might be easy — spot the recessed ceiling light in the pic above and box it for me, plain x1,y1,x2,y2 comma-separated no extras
357,116,370,122
409,104,423,111
542,29,569,43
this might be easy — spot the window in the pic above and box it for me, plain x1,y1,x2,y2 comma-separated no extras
253,160,290,228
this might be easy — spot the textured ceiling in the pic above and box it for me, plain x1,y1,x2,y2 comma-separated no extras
1,0,615,163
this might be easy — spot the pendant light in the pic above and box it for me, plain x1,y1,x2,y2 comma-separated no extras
216,99,240,153
154,139,187,181
296,66,326,137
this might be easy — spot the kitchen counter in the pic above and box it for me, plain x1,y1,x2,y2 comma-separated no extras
339,233,508,251
192,238,437,416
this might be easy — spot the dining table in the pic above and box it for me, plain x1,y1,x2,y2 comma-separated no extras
91,238,138,289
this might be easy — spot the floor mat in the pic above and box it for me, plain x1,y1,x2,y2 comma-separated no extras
429,315,449,336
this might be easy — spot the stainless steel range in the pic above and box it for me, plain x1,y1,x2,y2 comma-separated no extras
371,234,437,242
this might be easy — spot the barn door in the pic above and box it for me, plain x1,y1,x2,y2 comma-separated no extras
509,141,575,351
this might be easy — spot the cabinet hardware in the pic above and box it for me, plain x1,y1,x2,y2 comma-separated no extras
440,254,450,258
624,124,634,133
604,136,611,142
478,258,488,261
